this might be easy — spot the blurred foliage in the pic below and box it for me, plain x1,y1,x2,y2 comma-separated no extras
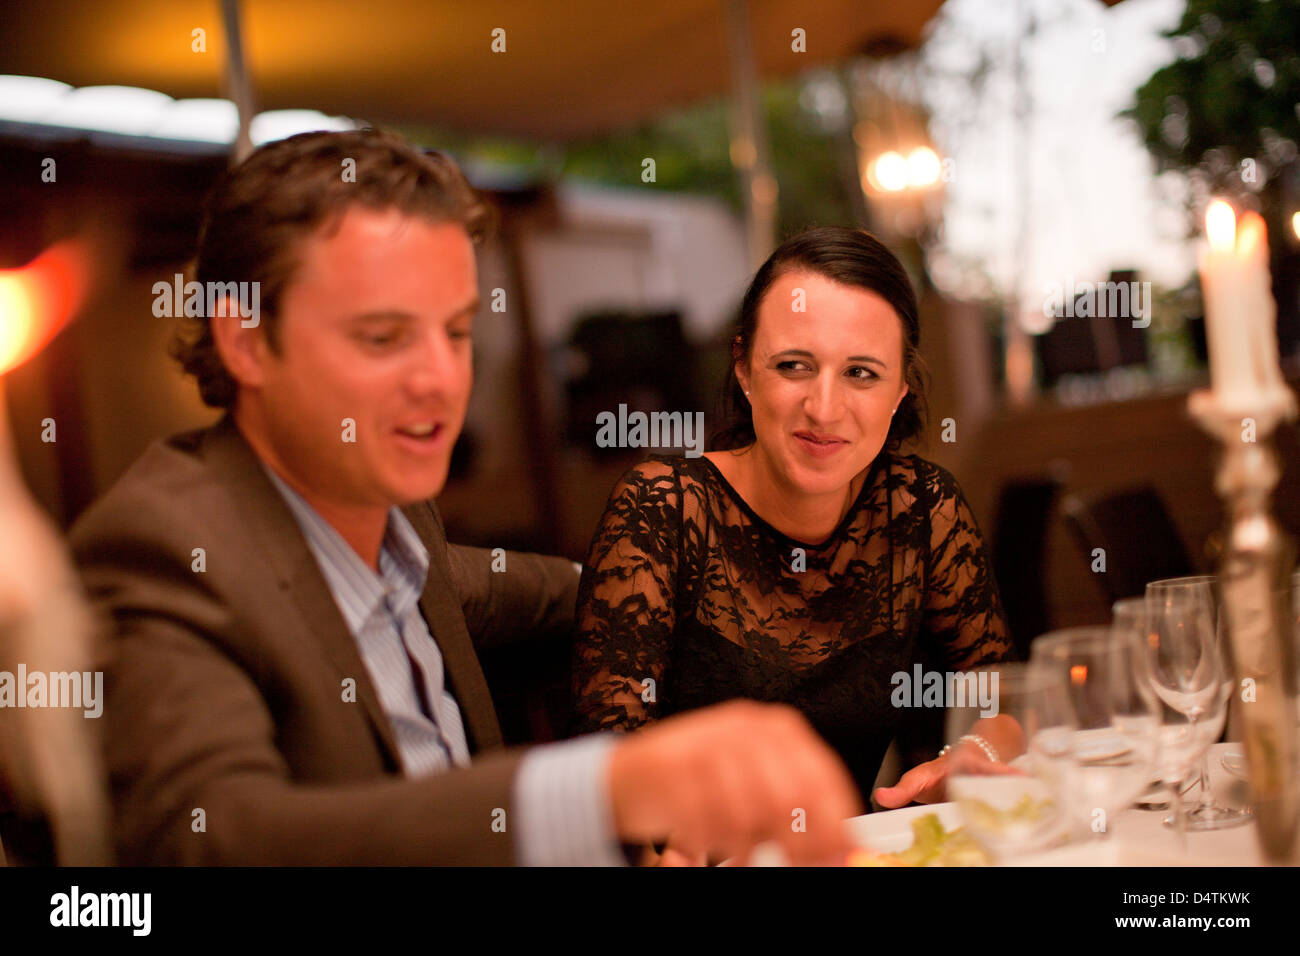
1124,0,1300,196
558,82,867,236
1124,0,1300,363
558,99,738,205
400,78,863,240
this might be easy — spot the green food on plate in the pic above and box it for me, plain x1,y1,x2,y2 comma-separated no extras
895,814,991,867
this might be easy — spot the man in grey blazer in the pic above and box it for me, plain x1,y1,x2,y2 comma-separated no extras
70,129,860,865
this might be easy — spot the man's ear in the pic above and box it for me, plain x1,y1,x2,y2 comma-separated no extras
210,296,270,391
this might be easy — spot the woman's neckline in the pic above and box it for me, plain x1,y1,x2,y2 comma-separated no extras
693,450,886,550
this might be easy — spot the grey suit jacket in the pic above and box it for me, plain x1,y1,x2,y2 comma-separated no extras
69,415,580,865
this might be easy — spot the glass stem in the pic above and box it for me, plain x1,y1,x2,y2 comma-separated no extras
1195,751,1214,811
1186,711,1212,812
1170,779,1187,853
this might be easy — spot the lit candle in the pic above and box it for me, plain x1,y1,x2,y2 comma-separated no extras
1198,200,1287,412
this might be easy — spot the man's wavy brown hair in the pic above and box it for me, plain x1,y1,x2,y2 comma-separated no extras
171,127,493,408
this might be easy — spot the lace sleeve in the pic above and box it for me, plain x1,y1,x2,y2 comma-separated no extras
921,466,1016,671
571,459,682,735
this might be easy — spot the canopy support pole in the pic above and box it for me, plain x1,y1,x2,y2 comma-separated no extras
725,0,778,269
220,0,256,163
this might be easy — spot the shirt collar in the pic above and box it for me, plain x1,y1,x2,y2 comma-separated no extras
261,465,430,633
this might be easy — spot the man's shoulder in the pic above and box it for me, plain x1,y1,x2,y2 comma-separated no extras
69,417,253,554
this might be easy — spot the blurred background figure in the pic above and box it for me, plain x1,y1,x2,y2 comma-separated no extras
0,238,110,865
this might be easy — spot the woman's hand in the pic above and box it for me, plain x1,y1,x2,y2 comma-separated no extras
872,755,951,809
873,724,1028,810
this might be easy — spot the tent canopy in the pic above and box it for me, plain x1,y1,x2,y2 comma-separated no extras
0,0,946,140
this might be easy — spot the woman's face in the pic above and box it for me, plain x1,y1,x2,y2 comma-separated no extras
736,269,909,498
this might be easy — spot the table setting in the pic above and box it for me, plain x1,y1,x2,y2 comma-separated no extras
748,741,1259,867
748,567,1293,868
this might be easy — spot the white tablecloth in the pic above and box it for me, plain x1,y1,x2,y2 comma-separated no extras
1012,742,1266,865
848,743,1273,866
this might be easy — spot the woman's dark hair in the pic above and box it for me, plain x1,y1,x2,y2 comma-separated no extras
711,226,929,452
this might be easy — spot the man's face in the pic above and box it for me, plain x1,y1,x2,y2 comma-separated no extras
251,206,477,510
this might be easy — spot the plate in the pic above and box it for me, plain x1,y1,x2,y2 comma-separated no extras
846,801,967,855
743,802,965,866
1072,731,1133,764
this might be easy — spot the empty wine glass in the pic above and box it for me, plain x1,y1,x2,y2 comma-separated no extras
944,663,1071,861
1114,597,1194,809
1145,579,1245,830
1030,627,1160,840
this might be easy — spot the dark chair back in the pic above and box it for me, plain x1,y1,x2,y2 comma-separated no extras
990,477,1063,661
1062,486,1195,605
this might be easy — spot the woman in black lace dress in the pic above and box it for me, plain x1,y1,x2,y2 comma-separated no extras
572,227,1017,821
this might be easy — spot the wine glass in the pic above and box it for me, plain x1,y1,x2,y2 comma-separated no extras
1029,627,1160,839
943,663,1072,861
1144,579,1245,830
1113,597,1195,808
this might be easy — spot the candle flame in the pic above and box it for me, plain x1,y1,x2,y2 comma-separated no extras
1293,211,1300,242
1070,664,1087,685
0,241,89,376
1237,211,1268,258
1206,200,1237,253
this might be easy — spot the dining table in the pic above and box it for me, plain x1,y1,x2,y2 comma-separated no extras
747,743,1274,866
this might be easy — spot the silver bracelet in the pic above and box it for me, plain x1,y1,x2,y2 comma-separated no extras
938,734,999,763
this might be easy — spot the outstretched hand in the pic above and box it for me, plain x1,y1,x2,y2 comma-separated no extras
874,748,1027,810
873,755,951,809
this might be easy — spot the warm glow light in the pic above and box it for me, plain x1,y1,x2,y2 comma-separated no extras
1206,200,1237,253
907,147,941,188
1237,211,1267,259
1070,664,1087,686
1291,211,1300,241
0,241,89,376
873,151,908,192
0,275,35,371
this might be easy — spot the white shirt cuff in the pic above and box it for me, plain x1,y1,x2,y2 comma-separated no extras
513,733,625,866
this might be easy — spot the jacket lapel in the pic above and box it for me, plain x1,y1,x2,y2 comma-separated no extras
402,503,504,753
198,416,405,770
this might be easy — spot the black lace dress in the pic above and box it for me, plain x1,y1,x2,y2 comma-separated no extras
571,449,1015,802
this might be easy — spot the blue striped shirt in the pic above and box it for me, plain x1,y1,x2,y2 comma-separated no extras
264,467,623,865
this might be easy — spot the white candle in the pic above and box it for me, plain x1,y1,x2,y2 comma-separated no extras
1198,201,1285,412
